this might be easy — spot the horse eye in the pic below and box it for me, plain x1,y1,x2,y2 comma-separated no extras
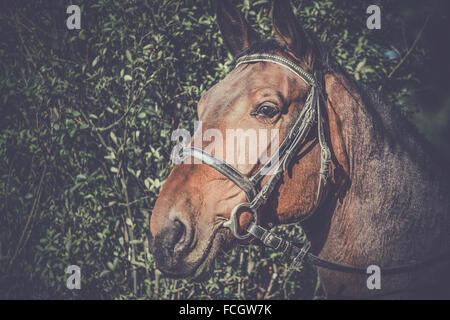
253,104,279,118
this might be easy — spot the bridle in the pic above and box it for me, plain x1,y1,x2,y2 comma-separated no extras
175,53,450,275
180,52,330,239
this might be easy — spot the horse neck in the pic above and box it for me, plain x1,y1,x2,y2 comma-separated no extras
307,71,450,265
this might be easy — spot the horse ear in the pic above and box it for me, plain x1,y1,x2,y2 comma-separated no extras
216,0,260,56
272,0,310,59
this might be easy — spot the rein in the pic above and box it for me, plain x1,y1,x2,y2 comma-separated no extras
177,53,450,275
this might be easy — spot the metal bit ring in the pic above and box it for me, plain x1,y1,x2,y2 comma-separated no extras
223,202,258,240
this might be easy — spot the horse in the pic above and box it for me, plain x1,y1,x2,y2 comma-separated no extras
149,0,450,299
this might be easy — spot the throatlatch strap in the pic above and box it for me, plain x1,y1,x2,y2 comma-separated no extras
247,222,311,270
248,222,450,274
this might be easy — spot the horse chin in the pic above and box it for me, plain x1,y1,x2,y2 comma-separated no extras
188,229,254,282
187,227,228,282
189,262,214,282
157,227,228,282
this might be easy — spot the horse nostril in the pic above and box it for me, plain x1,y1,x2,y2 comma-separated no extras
153,217,192,266
166,219,191,254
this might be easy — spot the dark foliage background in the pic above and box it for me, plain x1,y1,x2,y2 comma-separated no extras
0,0,449,299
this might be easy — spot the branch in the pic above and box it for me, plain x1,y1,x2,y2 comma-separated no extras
118,195,152,207
379,14,431,91
8,165,47,271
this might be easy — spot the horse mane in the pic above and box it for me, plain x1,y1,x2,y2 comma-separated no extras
341,64,449,173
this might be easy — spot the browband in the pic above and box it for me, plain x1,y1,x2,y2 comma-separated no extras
235,53,315,86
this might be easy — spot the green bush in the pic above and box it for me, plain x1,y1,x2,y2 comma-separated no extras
0,0,448,299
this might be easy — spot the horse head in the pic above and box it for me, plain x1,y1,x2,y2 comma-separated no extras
149,0,344,280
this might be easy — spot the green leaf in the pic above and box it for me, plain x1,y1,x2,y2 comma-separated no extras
110,131,118,145
92,56,100,67
144,178,151,189
99,270,110,278
126,49,133,63
104,152,116,160
355,58,366,73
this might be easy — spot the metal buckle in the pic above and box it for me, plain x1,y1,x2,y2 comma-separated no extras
289,241,311,270
261,232,282,250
